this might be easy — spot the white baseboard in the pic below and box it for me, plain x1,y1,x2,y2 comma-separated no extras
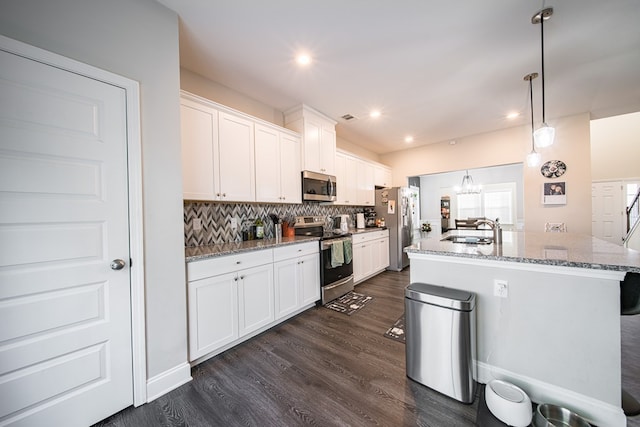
477,361,626,427
146,362,192,403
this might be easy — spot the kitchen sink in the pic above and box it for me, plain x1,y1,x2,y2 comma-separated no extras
441,235,494,245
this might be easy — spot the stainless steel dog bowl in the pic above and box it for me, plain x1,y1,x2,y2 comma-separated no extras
533,404,591,427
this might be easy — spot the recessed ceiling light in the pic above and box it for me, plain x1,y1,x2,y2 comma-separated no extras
370,110,381,119
404,136,414,143
506,112,520,119
296,54,312,66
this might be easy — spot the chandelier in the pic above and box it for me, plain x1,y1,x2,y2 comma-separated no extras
455,170,481,194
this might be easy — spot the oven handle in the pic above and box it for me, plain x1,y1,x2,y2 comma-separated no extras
321,237,352,250
323,275,354,291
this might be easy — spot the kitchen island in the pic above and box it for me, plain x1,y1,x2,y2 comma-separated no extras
405,230,640,427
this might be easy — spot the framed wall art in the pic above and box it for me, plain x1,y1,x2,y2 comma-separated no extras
542,182,567,205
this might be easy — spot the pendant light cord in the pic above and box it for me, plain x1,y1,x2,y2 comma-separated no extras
529,77,535,149
540,16,546,124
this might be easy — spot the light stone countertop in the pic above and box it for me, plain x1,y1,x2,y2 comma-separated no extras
405,229,640,273
185,236,319,262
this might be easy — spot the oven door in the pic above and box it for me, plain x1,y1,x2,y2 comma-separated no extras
320,236,353,287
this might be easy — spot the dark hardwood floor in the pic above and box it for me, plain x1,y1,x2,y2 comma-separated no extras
95,269,640,427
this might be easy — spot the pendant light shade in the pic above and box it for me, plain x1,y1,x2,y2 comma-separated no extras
532,7,555,148
455,170,481,194
524,73,541,167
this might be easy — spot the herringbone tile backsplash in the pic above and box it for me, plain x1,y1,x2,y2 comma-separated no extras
184,201,362,247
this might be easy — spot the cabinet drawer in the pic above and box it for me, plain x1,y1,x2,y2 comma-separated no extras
273,241,318,262
187,249,274,281
353,229,388,244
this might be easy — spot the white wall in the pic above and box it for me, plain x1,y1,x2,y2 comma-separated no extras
0,0,188,379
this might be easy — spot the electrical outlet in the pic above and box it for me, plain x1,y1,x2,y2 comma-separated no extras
192,218,202,231
230,218,238,229
494,280,508,298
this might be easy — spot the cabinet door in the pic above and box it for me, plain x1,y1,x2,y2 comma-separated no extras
273,258,299,319
352,243,364,283
218,111,255,201
254,124,281,203
279,133,301,203
180,100,218,200
344,155,359,205
298,253,320,306
378,237,390,270
319,124,336,175
302,118,322,174
188,272,238,360
357,160,375,206
374,165,392,188
237,264,274,336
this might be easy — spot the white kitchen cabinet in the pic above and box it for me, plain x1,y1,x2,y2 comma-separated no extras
353,229,390,284
335,151,358,205
237,263,275,336
284,104,336,175
186,249,273,361
180,93,255,202
273,242,320,319
187,271,238,359
180,98,217,200
218,111,255,201
357,160,375,206
255,123,301,203
374,164,392,188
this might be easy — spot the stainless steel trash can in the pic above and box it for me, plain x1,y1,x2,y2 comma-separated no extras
405,282,476,403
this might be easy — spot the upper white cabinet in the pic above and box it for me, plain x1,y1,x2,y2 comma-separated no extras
335,151,358,205
218,112,255,201
181,93,255,202
180,98,217,201
284,105,336,175
255,123,301,203
374,164,392,188
357,160,375,206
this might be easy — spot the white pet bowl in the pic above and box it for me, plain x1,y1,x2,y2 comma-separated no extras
485,379,533,427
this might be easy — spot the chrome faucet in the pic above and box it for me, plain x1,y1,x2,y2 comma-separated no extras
474,218,502,244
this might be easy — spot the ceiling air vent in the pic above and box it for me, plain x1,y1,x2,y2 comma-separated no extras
341,114,357,121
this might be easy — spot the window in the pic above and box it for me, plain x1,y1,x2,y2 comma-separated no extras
455,182,516,225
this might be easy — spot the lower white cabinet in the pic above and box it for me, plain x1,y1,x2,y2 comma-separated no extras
353,230,390,283
273,242,320,319
187,241,319,362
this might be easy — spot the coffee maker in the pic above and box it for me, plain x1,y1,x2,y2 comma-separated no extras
363,207,377,227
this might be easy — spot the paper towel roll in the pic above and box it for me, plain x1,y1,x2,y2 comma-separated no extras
356,213,365,229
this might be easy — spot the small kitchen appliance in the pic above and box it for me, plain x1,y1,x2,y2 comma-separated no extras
336,214,350,233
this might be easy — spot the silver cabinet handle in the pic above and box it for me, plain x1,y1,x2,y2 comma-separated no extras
110,259,126,270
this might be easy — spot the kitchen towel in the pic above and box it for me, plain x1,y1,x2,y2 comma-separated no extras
331,241,344,267
343,239,352,264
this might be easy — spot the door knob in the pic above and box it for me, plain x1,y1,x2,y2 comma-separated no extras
110,259,126,270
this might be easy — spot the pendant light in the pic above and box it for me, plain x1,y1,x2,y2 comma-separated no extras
524,73,541,167
455,170,481,194
532,7,555,148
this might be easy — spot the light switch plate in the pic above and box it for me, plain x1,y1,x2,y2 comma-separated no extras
230,218,238,229
192,218,202,231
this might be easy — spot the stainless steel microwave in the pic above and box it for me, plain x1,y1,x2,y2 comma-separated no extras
301,170,337,202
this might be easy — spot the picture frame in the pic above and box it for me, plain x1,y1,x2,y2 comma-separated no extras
542,182,567,205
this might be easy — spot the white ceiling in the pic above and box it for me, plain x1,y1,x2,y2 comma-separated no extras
157,0,640,154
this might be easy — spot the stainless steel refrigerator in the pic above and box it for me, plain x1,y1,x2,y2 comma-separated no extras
375,186,420,271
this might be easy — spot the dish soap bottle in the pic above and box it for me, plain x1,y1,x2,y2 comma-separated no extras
255,218,264,239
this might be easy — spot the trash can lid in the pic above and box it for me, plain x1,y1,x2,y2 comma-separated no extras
405,282,475,311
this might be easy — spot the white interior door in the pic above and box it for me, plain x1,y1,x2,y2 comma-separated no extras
0,48,133,426
592,181,624,245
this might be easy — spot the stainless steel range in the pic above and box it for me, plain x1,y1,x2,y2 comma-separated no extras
293,216,354,304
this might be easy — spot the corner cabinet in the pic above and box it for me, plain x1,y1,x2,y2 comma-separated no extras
186,241,319,363
284,104,336,175
353,229,390,284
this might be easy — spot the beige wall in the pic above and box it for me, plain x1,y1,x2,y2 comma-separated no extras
181,68,284,126
336,136,381,163
382,113,593,234
590,111,640,181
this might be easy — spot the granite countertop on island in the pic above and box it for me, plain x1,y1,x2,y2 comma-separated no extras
405,229,640,273
185,235,319,262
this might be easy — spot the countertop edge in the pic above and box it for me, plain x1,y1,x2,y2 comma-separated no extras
185,236,320,262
